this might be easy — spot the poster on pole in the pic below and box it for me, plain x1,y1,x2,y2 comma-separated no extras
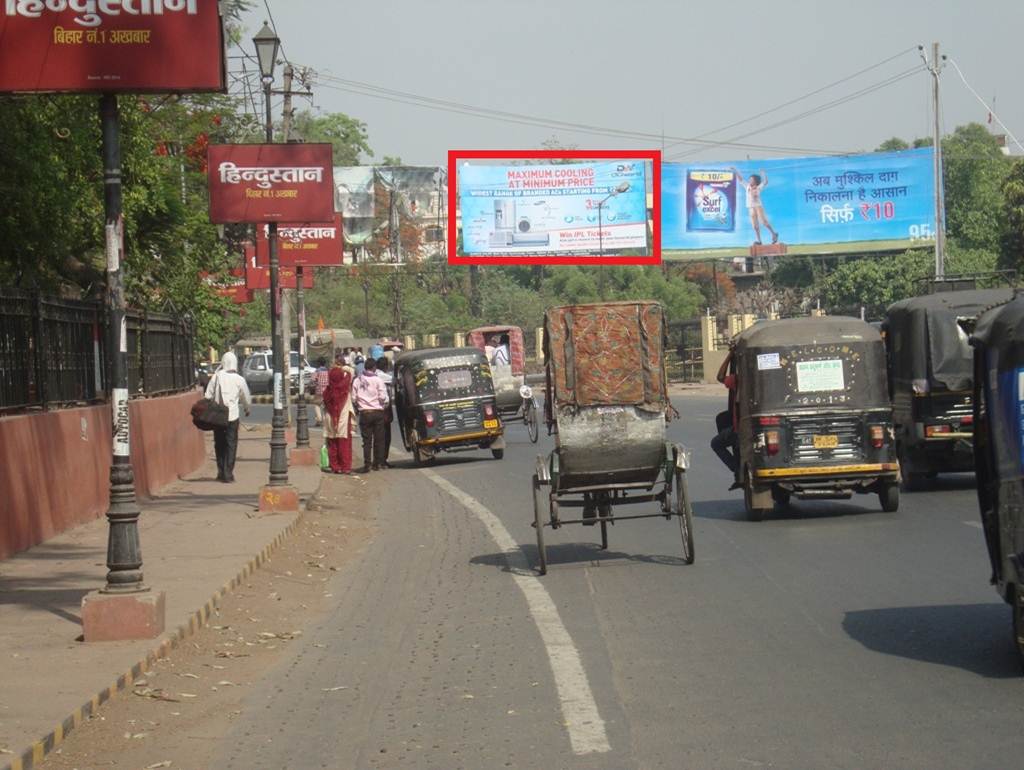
208,143,335,224
0,1,226,93
243,246,315,290
661,148,937,259
254,213,344,266
452,150,657,264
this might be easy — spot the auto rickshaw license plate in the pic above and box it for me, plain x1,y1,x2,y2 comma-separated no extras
813,434,838,449
483,419,498,428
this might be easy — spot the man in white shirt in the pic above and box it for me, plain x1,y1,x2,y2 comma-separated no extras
488,334,510,367
351,358,391,472
205,351,251,483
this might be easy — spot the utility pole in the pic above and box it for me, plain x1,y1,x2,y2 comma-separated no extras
279,64,294,424
922,42,947,280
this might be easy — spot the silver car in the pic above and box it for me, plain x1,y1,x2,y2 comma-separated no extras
241,351,312,395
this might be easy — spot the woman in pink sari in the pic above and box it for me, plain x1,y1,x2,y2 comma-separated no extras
322,366,355,474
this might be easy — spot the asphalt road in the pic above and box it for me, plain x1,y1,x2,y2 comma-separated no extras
216,393,1024,769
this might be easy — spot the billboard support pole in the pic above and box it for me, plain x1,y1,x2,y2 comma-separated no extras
295,265,310,448
99,93,145,595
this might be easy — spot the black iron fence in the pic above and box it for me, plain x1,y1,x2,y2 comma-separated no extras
0,288,195,412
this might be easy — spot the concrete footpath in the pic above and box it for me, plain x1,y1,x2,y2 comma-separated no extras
0,424,323,769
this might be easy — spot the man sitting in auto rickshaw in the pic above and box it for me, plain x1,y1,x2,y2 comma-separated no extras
710,346,741,487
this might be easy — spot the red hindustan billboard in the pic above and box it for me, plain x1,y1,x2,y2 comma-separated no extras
254,213,344,267
0,0,226,93
243,245,315,290
208,143,335,224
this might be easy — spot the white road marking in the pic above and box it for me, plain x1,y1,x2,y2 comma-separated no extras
422,469,611,755
963,521,983,529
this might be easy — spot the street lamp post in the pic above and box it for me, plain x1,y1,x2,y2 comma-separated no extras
597,181,630,297
254,23,289,488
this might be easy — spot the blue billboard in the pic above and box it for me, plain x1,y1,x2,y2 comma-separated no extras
662,148,936,257
459,161,648,255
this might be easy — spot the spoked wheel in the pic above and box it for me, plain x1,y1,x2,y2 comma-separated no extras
532,475,547,575
525,400,539,443
674,468,695,565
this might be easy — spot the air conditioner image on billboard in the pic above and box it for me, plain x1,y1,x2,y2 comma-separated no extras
488,199,550,247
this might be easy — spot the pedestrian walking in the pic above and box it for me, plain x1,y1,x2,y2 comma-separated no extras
354,347,366,377
376,356,394,467
352,357,390,472
311,357,329,427
205,351,251,483
322,366,355,474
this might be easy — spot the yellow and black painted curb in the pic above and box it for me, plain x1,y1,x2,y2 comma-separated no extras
1,514,308,770
250,394,274,404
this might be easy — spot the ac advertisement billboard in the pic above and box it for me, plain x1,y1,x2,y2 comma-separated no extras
207,143,335,224
661,148,936,258
0,0,226,93
457,159,648,258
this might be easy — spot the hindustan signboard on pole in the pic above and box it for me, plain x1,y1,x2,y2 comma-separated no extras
254,213,344,267
207,144,335,224
452,150,658,264
661,148,937,258
0,0,226,93
243,246,315,290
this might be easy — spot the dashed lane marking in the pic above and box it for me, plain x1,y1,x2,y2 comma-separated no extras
963,521,983,529
421,469,611,756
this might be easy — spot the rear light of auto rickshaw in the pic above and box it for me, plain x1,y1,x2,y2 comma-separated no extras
765,430,780,456
960,414,974,426
758,416,781,426
925,424,951,438
869,424,885,448
424,410,436,428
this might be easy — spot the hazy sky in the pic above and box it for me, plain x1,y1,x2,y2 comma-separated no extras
241,0,1023,166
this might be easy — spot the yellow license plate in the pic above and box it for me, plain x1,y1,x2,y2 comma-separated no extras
813,434,838,449
483,419,498,428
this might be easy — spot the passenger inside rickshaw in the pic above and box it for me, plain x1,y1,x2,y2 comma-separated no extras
484,333,511,367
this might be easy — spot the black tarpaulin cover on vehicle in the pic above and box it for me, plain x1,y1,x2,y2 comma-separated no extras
884,289,1014,392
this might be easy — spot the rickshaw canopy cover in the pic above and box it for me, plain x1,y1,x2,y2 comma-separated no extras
544,301,669,409
885,289,1013,392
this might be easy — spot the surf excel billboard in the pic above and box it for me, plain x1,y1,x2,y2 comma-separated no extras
661,147,937,258
451,150,659,264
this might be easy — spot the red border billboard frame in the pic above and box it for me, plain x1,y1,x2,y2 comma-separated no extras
447,149,661,265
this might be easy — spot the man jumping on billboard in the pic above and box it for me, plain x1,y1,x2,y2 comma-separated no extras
732,168,779,245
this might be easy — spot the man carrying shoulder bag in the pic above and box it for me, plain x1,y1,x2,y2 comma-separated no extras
205,352,252,483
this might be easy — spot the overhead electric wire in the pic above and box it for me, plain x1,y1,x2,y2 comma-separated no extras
664,46,919,151
946,57,1024,153
308,70,853,157
667,64,927,160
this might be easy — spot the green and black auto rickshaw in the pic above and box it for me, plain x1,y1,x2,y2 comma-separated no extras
728,316,900,521
883,289,1013,489
970,293,1024,669
393,347,505,465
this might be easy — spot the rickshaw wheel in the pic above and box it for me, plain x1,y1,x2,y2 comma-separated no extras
532,475,547,575
675,468,695,565
744,469,768,522
525,401,539,443
410,431,425,466
492,448,505,460
878,482,900,513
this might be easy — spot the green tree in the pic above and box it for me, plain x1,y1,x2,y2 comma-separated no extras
290,110,372,165
1001,158,1024,272
942,123,1011,254
876,137,910,152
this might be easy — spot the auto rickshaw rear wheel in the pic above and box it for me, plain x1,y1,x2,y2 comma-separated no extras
743,468,770,522
898,444,929,492
492,448,505,460
410,430,425,466
878,482,900,513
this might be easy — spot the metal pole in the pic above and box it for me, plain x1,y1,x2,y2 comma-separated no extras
930,41,946,280
598,202,604,257
100,93,145,593
295,265,309,448
265,79,289,487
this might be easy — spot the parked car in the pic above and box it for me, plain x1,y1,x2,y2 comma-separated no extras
241,350,312,395
196,362,215,389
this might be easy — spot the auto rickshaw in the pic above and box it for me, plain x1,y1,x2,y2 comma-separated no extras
393,347,505,465
969,293,1024,668
728,316,899,521
467,325,539,443
883,289,1013,489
